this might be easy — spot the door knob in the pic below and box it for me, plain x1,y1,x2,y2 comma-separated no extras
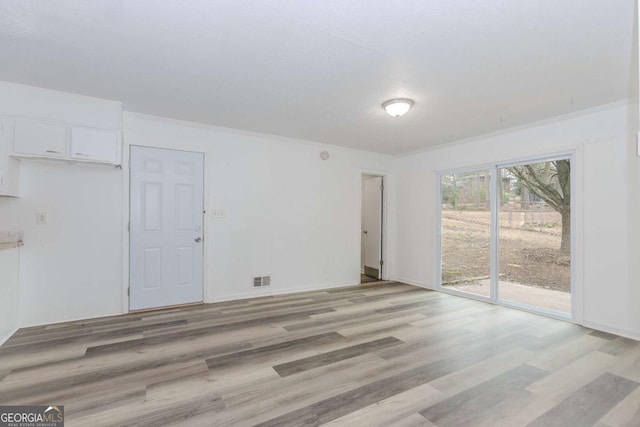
363,230,368,234
195,237,202,243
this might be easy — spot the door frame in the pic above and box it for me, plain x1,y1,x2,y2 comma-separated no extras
360,170,388,281
122,144,208,313
436,151,577,322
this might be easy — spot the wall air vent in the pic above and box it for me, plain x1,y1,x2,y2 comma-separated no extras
253,276,271,287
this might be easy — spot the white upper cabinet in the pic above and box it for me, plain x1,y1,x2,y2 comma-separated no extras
70,127,121,164
0,82,123,167
13,118,68,158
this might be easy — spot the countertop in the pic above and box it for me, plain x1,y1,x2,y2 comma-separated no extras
0,231,23,250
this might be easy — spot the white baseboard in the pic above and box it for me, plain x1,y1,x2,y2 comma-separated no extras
0,328,18,347
390,276,436,290
582,320,640,342
207,281,359,304
19,310,125,329
15,282,362,331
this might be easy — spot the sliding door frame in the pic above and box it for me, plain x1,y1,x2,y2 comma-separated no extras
436,151,576,321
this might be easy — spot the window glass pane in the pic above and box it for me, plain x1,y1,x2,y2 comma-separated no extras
441,170,491,298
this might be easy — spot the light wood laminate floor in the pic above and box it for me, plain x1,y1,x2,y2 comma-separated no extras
1,281,640,426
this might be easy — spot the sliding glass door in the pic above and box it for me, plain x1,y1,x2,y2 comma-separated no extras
439,155,572,318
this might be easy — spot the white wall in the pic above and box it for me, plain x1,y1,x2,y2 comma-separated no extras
0,116,390,328
1,79,638,342
124,113,392,305
0,82,391,329
0,82,125,331
391,100,640,339
0,161,124,327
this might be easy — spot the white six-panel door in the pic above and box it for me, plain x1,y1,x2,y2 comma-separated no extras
129,146,204,310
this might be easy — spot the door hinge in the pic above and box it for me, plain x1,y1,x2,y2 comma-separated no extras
380,183,384,191
127,287,130,296
380,260,384,266
127,222,130,232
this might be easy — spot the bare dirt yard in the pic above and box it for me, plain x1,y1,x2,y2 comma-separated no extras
441,210,571,293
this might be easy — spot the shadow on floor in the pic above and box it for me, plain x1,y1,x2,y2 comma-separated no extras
360,274,380,284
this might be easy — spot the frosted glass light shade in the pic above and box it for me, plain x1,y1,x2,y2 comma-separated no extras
382,98,414,117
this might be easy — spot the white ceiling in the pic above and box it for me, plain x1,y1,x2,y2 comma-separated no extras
0,0,635,154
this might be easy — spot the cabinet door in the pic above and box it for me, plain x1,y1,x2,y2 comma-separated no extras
70,127,121,164
13,119,68,157
0,118,19,196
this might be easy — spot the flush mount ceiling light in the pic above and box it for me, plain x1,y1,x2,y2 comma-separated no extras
382,98,414,117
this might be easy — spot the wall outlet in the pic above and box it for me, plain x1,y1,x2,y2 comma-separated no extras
36,212,48,224
211,208,225,219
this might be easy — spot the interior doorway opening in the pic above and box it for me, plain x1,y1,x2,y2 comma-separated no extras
361,174,384,284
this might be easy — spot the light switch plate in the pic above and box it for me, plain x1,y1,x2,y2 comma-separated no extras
211,209,225,219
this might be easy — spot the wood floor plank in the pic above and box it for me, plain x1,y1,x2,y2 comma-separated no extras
526,350,617,402
527,373,639,427
322,382,443,427
206,332,344,370
84,307,336,357
420,364,548,427
253,334,539,427
599,384,640,426
389,413,437,427
0,281,638,425
272,336,403,377
527,333,610,372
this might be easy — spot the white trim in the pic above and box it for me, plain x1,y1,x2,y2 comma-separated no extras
0,112,122,132
18,308,123,329
124,111,391,157
120,131,130,314
499,299,572,322
395,98,637,158
490,166,498,302
126,101,637,159
583,320,640,342
206,281,358,304
437,287,575,323
435,174,442,290
0,328,17,347
389,276,436,290
573,144,585,324
438,286,493,304
360,170,390,281
123,144,208,313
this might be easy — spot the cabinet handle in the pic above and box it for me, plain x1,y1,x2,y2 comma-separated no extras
46,150,61,154
74,153,89,157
